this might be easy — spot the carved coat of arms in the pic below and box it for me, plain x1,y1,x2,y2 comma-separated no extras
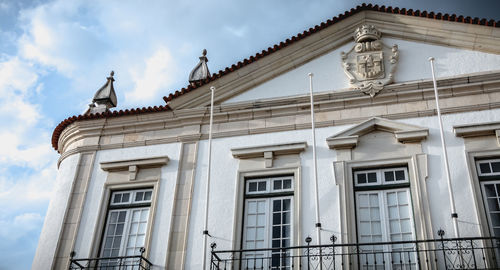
341,25,399,97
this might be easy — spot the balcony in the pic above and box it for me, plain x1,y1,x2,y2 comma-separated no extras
69,249,152,270
210,231,500,269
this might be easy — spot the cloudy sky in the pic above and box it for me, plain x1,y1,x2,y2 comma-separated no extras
0,0,498,269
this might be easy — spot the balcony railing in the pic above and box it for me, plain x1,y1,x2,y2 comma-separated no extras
210,231,500,269
69,248,152,270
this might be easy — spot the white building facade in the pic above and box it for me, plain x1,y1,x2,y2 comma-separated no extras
34,4,500,270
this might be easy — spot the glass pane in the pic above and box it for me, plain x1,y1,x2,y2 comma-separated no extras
113,236,122,248
127,236,136,247
273,180,282,190
389,206,398,218
110,212,118,223
118,212,126,222
273,226,280,238
480,163,491,174
257,201,266,213
248,215,256,226
141,209,149,220
139,223,147,234
357,174,367,184
104,237,113,248
249,182,257,192
359,208,370,220
283,199,290,211
491,213,500,226
395,170,405,181
399,205,410,219
113,194,122,203
132,211,140,222
387,192,397,206
358,195,369,207
493,162,500,173
115,224,124,235
368,173,377,183
370,207,380,220
282,212,290,224
282,225,290,237
273,213,280,224
485,184,497,197
130,223,139,234
135,192,143,202
371,222,382,234
273,200,281,211
390,220,401,233
283,179,292,189
256,228,265,240
385,171,394,182
258,181,266,191
488,198,500,211
144,191,152,201
247,202,257,214
398,191,409,205
257,214,265,226
272,240,280,248
122,193,130,202
369,194,379,206
136,235,145,245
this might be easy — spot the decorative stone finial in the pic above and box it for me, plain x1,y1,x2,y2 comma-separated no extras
85,71,118,114
189,49,210,86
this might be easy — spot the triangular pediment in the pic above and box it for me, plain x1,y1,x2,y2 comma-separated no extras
167,8,500,110
326,117,428,149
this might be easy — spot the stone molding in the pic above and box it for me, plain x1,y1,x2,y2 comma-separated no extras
100,156,169,181
327,117,428,149
232,142,307,168
56,71,500,165
454,121,500,138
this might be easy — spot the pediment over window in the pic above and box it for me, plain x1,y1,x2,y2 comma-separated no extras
326,117,428,149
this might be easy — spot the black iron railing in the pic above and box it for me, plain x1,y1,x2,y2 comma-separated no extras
210,231,500,269
69,248,152,270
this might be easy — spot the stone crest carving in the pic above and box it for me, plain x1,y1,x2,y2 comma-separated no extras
341,25,399,97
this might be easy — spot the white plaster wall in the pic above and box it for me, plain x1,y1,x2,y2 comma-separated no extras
402,108,500,238
42,109,500,269
32,153,80,269
224,38,500,103
184,126,346,269
71,143,181,269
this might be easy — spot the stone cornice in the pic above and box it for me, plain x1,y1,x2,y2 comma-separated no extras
454,121,500,141
231,142,308,159
326,117,428,149
168,11,500,110
57,71,500,165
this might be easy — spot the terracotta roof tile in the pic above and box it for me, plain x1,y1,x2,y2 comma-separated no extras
52,3,499,152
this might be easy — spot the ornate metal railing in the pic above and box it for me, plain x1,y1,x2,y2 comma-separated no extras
69,248,152,270
210,231,500,269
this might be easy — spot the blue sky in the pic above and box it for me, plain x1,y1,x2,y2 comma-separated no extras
0,0,498,269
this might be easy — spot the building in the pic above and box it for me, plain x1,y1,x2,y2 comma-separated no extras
33,4,500,269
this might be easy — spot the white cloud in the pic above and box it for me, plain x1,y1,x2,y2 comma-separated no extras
127,47,178,104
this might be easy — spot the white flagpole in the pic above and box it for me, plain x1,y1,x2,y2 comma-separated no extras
202,86,215,269
308,73,322,245
428,57,460,238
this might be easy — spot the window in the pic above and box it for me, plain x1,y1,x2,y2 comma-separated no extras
477,159,500,237
354,167,416,269
100,189,153,265
242,176,293,269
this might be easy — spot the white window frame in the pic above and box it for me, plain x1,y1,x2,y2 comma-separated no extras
242,176,294,269
100,189,153,259
476,158,500,177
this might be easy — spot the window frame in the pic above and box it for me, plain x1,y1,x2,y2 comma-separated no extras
241,175,295,269
98,188,154,259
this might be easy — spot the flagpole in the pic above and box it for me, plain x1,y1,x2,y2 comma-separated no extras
308,73,322,245
202,86,215,269
428,57,460,238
